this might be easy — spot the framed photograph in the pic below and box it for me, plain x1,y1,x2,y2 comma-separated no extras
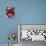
6,7,15,17
18,24,46,41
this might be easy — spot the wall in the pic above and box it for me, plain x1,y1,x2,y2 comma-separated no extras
0,0,46,44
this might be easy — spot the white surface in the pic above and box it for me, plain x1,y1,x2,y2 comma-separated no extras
21,30,28,39
31,35,45,41
13,44,18,46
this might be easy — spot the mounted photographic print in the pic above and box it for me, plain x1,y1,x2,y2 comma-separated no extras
18,24,46,41
6,7,15,18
